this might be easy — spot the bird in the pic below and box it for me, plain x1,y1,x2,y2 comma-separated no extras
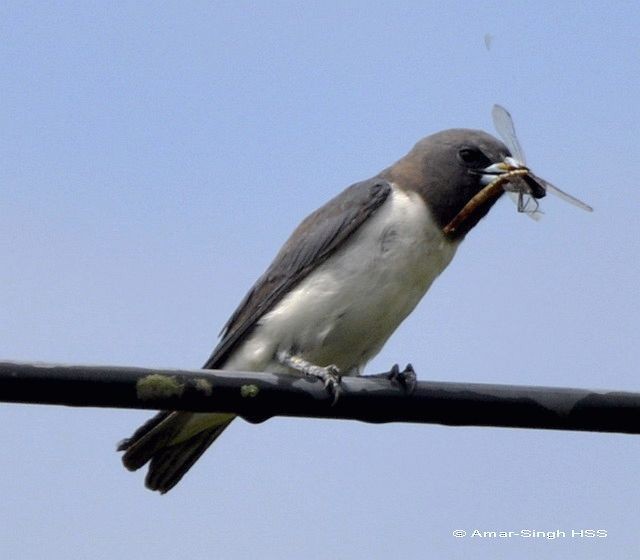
118,125,536,493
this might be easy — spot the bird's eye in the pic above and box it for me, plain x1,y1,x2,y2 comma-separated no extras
458,147,491,168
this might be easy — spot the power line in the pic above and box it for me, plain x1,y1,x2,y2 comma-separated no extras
0,360,637,434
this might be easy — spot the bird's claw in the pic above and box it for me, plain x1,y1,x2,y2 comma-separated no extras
300,363,342,405
276,350,342,405
319,365,342,405
388,363,417,394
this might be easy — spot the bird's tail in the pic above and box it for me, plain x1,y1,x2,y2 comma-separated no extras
118,411,234,493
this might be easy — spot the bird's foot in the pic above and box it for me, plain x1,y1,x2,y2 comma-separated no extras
364,363,417,394
308,363,342,405
388,363,417,394
276,351,342,405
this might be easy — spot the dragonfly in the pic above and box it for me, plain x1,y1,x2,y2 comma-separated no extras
491,104,593,219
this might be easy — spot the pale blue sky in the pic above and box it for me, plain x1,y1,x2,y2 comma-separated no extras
1,2,639,558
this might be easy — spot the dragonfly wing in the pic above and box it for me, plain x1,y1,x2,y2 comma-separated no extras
535,176,594,212
492,104,527,164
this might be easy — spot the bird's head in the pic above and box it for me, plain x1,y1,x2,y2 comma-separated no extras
381,129,543,239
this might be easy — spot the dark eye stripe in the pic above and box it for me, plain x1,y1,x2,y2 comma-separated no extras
458,147,492,168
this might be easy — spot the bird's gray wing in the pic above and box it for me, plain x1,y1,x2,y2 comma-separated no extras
202,178,392,369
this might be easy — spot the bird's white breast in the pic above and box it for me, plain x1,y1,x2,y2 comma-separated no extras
223,185,459,375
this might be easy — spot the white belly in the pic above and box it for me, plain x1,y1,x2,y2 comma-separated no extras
223,185,459,375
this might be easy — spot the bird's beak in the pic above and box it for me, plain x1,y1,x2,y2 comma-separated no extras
479,161,512,185
479,157,546,199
